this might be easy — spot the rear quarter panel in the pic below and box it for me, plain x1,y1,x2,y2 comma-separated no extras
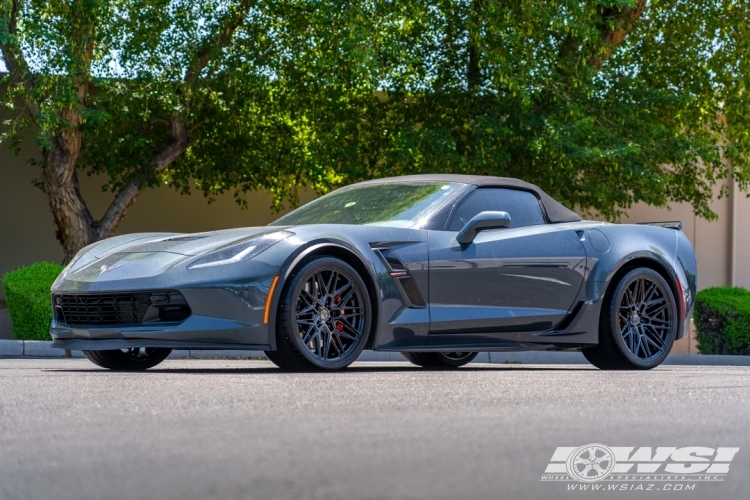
584,223,697,340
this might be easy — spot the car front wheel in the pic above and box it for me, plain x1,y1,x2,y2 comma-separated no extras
266,257,372,371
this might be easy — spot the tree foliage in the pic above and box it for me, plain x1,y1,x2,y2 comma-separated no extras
1,0,749,261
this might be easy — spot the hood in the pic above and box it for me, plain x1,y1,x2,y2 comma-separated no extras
94,227,282,258
56,227,287,285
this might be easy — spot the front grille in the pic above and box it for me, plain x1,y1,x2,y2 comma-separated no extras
53,291,190,327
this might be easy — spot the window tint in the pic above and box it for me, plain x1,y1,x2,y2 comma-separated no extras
447,188,545,230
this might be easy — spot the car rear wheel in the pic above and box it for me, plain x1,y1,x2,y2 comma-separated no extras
583,268,678,370
266,257,372,371
82,348,172,371
401,351,478,368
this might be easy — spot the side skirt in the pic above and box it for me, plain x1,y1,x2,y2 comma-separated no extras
376,343,595,353
52,339,271,351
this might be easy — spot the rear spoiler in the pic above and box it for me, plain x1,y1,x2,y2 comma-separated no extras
636,221,683,230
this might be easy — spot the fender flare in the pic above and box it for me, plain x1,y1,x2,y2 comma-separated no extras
264,240,382,351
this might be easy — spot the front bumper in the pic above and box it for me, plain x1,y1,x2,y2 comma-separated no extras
50,259,281,350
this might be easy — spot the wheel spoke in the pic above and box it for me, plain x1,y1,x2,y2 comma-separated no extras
336,286,356,307
317,272,330,301
338,317,362,339
634,333,643,358
338,312,363,320
330,332,345,357
301,325,318,345
643,296,667,308
296,303,317,316
640,327,652,358
324,271,336,295
620,320,631,335
648,317,671,325
647,323,671,331
644,302,669,318
644,330,665,351
625,286,637,308
638,277,646,305
643,282,658,304
300,289,318,308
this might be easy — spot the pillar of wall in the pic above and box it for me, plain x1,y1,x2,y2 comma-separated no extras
732,179,750,289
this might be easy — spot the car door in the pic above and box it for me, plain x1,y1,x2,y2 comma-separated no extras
428,188,587,335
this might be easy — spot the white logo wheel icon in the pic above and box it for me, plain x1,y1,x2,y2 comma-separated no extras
566,444,616,482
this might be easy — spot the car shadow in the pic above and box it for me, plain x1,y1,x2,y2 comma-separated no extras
45,363,596,374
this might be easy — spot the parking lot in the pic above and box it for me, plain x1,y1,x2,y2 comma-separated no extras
0,358,748,500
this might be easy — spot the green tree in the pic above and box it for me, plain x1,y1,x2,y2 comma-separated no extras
323,0,750,221
0,0,357,263
2,0,749,263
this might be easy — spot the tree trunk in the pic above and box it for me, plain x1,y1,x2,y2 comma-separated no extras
3,0,255,265
43,109,97,264
44,113,189,265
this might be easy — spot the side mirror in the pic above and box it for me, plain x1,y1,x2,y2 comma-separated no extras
456,211,511,244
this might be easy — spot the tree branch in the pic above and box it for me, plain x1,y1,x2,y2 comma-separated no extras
184,0,256,85
0,0,40,120
96,0,255,238
558,0,647,74
589,0,646,68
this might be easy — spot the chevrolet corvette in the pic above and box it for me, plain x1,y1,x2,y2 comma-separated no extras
50,174,697,371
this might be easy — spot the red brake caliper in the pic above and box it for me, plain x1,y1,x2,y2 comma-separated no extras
333,296,344,332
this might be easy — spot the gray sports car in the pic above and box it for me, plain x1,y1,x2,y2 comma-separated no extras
50,174,697,371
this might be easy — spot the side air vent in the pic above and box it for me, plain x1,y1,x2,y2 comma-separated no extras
53,291,191,327
374,249,427,308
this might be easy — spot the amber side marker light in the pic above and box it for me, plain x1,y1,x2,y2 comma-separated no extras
264,276,280,324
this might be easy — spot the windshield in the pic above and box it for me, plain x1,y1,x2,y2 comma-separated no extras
270,182,464,228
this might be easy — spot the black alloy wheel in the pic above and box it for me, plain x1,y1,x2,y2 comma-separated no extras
266,257,371,371
401,351,478,368
582,268,678,370
82,347,172,371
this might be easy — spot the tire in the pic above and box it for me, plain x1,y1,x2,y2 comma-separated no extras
401,351,478,368
265,257,372,371
584,268,678,370
82,348,172,371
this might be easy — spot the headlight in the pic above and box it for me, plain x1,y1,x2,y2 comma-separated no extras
53,243,98,286
187,231,293,270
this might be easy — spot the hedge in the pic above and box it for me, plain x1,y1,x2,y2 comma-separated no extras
2,262,64,341
693,287,750,355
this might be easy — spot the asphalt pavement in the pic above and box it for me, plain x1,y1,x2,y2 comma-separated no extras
0,359,748,500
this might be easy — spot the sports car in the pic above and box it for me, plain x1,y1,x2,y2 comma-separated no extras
50,174,697,371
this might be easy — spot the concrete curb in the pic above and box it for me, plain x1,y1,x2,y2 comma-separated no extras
2,341,750,366
0,339,23,357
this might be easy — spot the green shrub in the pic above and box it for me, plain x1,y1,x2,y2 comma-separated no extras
693,287,750,355
2,262,64,341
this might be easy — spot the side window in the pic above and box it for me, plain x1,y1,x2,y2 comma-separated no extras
447,188,546,230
